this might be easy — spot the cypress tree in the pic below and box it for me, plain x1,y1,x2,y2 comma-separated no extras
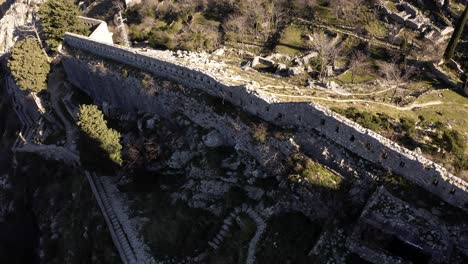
444,3,468,61
77,104,123,165
7,38,50,92
38,0,90,51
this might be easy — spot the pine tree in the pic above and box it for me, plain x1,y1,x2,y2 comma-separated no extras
7,38,50,92
77,104,123,165
38,0,90,51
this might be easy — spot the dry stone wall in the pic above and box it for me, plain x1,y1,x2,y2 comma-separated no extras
63,32,468,210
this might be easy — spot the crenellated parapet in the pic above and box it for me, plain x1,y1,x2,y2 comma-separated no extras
63,31,468,210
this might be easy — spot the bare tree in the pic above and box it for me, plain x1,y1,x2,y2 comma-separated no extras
223,13,248,45
379,62,416,104
330,0,364,20
309,31,341,83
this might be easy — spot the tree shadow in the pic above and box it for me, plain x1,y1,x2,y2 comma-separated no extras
78,131,120,174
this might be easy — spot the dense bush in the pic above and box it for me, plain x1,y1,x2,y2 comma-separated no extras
341,107,391,132
39,0,89,51
433,124,468,171
148,29,177,50
77,104,122,165
7,38,50,92
252,123,268,143
399,117,416,136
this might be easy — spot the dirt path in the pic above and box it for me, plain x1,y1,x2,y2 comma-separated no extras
295,17,401,50
265,90,445,111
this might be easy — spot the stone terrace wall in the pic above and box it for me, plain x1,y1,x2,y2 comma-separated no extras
63,32,468,210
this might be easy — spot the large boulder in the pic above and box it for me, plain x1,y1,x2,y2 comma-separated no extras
168,151,194,169
275,63,289,76
288,66,305,76
203,130,224,148
326,81,340,90
301,52,319,64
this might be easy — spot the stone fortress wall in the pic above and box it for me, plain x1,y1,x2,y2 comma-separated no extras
77,16,113,45
63,31,468,210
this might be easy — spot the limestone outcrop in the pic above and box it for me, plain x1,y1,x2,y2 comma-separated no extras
0,0,43,54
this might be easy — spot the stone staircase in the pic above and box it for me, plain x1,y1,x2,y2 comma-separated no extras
85,171,139,264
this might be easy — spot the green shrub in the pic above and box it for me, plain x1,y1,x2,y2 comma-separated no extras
77,104,122,165
7,38,50,92
288,154,342,189
342,107,384,132
179,30,219,52
400,117,416,136
252,123,268,143
128,25,150,42
149,29,177,49
432,124,467,171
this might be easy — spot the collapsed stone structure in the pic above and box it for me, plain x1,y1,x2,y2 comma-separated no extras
61,23,468,211
347,187,468,263
379,0,453,42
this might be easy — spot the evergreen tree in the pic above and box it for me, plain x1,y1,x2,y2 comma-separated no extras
444,3,468,61
38,0,89,51
7,38,50,92
77,104,123,165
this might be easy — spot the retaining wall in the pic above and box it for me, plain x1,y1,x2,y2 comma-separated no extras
63,32,468,210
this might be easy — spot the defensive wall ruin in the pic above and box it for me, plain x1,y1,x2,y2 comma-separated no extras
63,31,468,210
77,16,113,45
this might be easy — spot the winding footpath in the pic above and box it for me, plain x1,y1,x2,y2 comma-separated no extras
295,17,401,50
265,90,447,111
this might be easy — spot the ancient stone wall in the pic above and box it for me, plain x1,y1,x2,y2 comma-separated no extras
77,16,113,45
63,32,468,210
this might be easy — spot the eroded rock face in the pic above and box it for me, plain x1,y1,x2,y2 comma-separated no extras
0,0,43,54
203,130,224,148
168,150,194,169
